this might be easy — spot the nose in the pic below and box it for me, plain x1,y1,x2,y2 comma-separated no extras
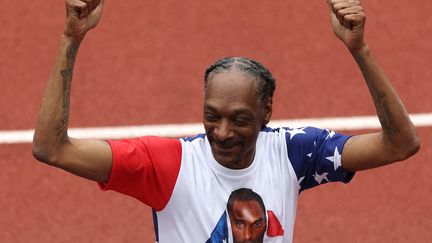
213,119,234,141
243,226,253,240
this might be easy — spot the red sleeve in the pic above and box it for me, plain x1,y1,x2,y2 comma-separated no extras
99,136,182,211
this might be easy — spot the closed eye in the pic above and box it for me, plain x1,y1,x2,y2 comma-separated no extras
232,116,254,126
204,110,220,122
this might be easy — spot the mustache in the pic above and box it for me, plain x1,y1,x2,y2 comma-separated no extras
211,138,240,148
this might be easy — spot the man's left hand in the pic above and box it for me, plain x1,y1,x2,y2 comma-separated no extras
327,0,366,52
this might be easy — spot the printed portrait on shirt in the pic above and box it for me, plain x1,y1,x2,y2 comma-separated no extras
206,188,284,243
227,188,267,243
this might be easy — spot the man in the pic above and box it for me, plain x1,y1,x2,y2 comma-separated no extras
33,0,420,242
227,188,267,243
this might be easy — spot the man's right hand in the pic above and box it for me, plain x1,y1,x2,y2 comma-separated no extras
64,0,104,40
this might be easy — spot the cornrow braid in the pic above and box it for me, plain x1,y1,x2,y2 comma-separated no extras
204,57,276,104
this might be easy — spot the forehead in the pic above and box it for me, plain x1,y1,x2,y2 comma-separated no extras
205,71,259,109
231,200,264,218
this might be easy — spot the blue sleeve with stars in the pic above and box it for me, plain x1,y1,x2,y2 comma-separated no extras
284,126,355,192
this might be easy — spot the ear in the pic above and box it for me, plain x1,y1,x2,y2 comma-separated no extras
262,98,273,126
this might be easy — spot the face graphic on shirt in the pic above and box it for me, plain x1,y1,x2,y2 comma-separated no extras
227,188,267,243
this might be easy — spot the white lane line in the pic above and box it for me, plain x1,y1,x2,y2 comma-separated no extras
1,113,431,144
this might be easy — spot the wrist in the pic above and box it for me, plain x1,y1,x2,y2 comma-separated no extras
61,33,85,44
350,43,371,59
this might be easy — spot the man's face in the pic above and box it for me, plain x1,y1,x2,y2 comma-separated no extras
203,71,271,169
229,200,267,243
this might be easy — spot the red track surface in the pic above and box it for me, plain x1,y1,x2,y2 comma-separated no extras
1,0,431,242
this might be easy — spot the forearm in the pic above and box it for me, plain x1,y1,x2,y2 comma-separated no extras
351,45,420,159
33,35,82,163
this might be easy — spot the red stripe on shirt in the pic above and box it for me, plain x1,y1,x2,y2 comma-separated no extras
99,136,182,211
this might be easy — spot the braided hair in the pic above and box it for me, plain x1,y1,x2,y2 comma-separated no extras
204,57,276,104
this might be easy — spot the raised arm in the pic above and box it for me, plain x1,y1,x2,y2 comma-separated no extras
327,0,420,171
33,0,112,183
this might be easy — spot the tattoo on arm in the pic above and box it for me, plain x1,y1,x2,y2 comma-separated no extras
57,43,80,141
371,90,399,133
357,59,399,134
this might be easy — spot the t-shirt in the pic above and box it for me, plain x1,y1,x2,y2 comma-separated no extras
100,126,354,243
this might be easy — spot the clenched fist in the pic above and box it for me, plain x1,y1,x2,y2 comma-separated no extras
327,0,366,52
64,0,104,41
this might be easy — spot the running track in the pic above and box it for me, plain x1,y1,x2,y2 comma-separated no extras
1,0,431,242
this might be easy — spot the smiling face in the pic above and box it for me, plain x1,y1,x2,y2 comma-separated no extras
203,71,271,169
229,200,267,243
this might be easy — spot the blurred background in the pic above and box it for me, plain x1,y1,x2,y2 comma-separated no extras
1,0,431,242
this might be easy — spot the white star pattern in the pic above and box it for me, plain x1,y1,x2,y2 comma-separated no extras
287,127,306,140
326,147,342,170
325,129,335,140
298,176,305,184
313,172,329,184
306,153,312,158
223,240,227,243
